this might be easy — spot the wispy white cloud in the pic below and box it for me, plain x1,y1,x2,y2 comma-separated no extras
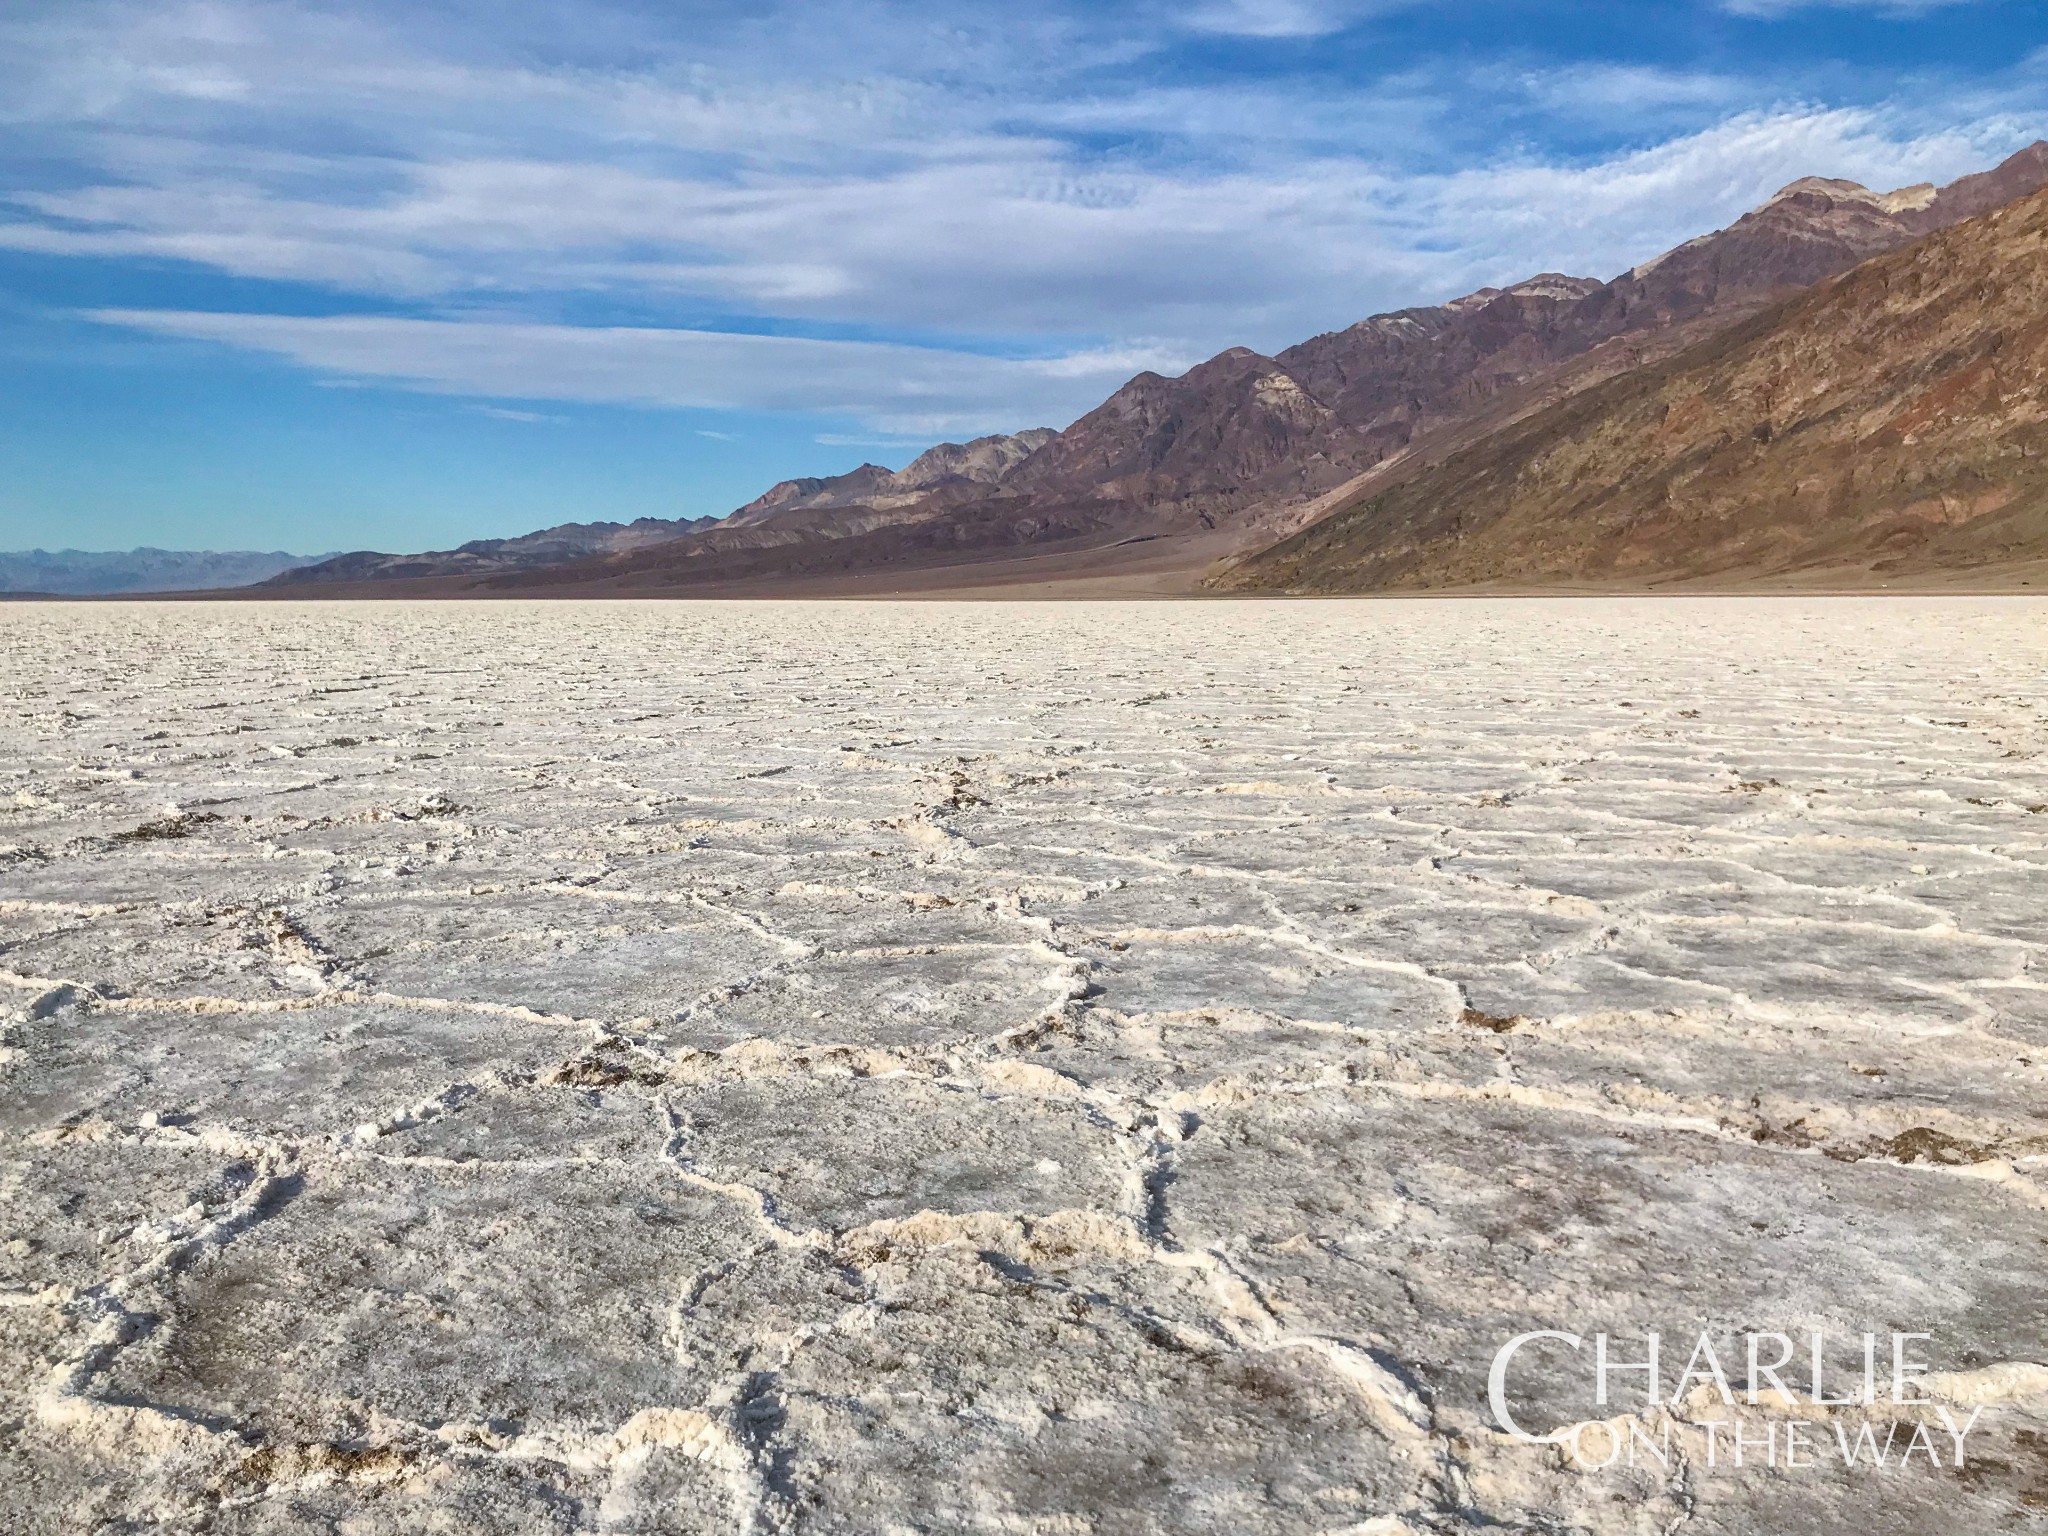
1719,0,1983,15
1509,63,1746,116
83,309,1197,436
1393,108,2041,280
1178,0,1410,39
814,433,933,449
471,404,561,423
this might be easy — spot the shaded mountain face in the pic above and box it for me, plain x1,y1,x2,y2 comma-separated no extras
1213,182,2048,592
0,548,331,595
270,515,717,585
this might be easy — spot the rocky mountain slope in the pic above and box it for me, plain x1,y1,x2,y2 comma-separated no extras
726,430,1057,524
1024,143,2048,514
0,547,331,595
993,161,1999,517
1213,181,2048,592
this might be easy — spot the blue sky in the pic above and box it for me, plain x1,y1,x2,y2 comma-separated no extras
1,0,2042,553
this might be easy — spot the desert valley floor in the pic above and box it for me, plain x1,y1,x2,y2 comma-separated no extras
3,597,2048,1534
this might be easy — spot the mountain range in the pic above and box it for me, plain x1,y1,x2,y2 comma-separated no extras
265,516,719,586
0,548,332,596
123,139,2048,596
1214,175,2048,593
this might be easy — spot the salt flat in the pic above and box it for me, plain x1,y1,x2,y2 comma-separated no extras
2,597,2047,1534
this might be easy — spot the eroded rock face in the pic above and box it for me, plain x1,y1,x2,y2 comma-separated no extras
3,597,2047,1531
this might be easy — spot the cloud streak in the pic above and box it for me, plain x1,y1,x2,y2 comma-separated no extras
1720,0,1985,15
84,309,1197,435
1179,0,1412,38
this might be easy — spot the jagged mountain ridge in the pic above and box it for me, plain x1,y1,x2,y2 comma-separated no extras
1212,181,2048,592
757,145,2048,527
999,146,2048,517
727,429,1059,525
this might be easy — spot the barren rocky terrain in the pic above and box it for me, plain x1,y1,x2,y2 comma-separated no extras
3,599,2047,1533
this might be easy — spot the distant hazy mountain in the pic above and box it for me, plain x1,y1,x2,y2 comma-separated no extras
268,515,718,585
0,548,332,595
